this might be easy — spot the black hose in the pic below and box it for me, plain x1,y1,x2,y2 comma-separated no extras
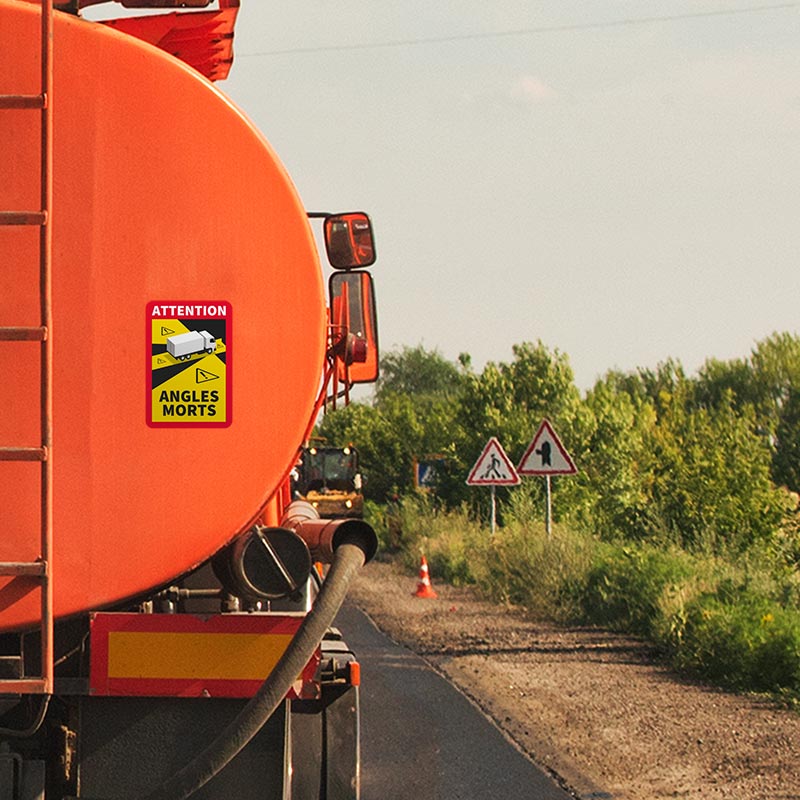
141,540,368,800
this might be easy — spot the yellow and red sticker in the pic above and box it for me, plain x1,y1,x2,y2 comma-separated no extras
147,301,231,427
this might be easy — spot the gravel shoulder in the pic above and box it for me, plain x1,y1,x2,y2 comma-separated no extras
348,559,800,800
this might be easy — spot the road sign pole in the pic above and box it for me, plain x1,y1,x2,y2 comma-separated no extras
545,475,552,538
491,484,496,536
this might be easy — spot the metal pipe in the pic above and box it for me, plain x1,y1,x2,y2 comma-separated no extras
40,0,55,698
280,500,377,564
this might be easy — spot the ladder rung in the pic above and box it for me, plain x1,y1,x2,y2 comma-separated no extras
0,326,48,341
0,211,47,226
0,94,46,110
0,562,47,577
0,678,48,695
0,447,48,462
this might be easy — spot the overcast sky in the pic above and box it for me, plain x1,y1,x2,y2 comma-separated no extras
99,1,800,389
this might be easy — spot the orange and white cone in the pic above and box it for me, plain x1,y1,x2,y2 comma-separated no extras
413,555,438,599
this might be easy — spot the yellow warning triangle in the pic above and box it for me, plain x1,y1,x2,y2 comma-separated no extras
196,368,219,384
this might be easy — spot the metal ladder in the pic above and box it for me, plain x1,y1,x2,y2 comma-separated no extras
0,0,55,695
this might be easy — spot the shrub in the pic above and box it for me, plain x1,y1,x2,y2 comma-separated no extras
470,522,595,621
579,544,695,636
381,494,484,585
671,588,800,693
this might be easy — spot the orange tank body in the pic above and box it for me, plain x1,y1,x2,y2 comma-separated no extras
0,1,326,630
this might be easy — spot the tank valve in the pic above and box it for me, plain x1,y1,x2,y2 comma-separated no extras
212,526,312,600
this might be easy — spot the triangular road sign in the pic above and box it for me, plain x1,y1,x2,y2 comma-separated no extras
518,419,577,476
466,437,520,486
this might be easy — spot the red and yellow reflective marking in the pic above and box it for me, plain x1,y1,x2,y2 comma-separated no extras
90,613,319,699
107,631,294,679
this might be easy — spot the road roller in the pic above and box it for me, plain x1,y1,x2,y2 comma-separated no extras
0,2,379,798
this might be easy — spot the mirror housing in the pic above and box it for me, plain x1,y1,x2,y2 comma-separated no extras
324,212,376,270
329,270,379,384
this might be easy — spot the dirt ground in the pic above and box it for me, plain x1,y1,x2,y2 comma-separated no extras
347,559,800,800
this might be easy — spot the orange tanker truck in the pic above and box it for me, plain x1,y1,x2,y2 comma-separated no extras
0,2,379,798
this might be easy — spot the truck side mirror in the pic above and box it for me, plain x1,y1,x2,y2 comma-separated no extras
324,212,376,270
329,270,379,384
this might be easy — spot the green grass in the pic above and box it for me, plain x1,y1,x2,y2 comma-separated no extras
371,494,800,700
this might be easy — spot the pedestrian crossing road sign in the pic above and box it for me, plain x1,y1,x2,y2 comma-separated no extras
466,437,520,486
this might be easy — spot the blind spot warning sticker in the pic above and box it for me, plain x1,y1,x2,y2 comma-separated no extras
147,301,231,428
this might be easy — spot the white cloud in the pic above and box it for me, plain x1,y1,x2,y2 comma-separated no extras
511,75,557,103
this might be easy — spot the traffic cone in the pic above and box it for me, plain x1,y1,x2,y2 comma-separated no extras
413,555,438,599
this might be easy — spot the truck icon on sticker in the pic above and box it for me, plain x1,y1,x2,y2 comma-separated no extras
167,330,217,360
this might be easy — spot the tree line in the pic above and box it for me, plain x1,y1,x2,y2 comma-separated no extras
318,333,800,554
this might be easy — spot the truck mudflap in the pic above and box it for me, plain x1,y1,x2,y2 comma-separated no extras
291,629,361,800
77,696,293,800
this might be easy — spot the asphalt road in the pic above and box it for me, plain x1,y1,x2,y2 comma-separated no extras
335,603,574,800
